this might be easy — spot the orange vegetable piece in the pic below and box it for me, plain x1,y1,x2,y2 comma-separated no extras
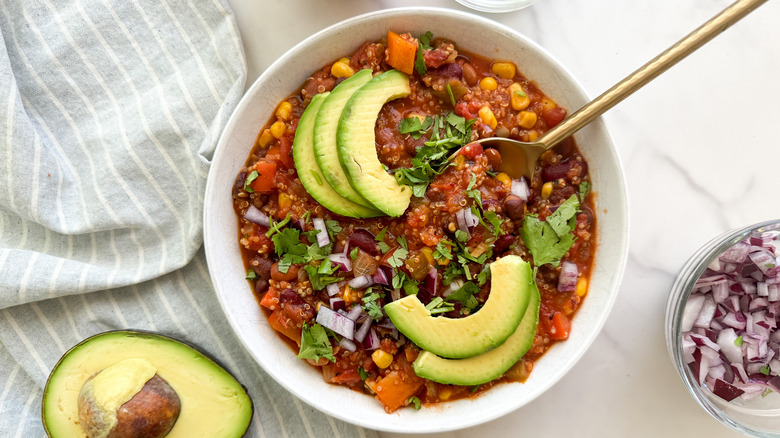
550,312,571,340
259,287,280,311
386,31,417,75
250,159,277,193
268,309,302,345
374,370,423,413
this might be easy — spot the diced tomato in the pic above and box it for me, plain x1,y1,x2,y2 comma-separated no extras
457,142,483,160
259,287,280,311
250,159,277,193
268,309,302,345
386,31,417,75
541,107,566,128
244,222,273,252
278,135,294,169
549,312,571,340
374,370,423,413
330,368,363,385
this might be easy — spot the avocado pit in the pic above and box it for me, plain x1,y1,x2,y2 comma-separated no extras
77,358,180,438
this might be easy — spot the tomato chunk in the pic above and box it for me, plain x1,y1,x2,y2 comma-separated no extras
250,159,277,193
550,312,571,340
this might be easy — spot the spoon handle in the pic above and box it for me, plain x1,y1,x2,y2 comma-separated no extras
538,0,768,149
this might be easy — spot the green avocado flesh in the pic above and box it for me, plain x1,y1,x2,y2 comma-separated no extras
293,92,380,218
313,69,380,211
385,255,533,359
42,331,253,438
337,69,412,217
412,279,540,385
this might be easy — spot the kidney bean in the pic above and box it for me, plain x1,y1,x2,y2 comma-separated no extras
348,229,379,256
541,158,587,183
484,148,502,170
493,234,515,254
428,62,462,80
271,262,299,281
279,289,315,325
503,195,526,220
254,279,269,295
462,62,479,86
250,255,273,280
233,170,247,197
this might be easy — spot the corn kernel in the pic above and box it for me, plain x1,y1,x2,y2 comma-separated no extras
517,110,537,129
331,61,355,78
576,277,588,297
276,102,293,121
495,172,511,188
479,76,498,91
508,83,530,111
438,387,453,401
257,129,274,148
491,62,516,79
527,131,539,142
541,181,553,199
278,192,292,209
454,154,466,170
338,57,351,64
478,105,497,129
270,121,287,138
541,98,557,111
372,350,393,369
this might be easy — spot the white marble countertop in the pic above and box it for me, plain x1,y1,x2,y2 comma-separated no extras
225,0,780,436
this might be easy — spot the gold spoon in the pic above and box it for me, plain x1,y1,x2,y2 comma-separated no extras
478,0,768,179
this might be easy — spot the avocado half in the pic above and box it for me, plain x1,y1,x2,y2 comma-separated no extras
42,330,253,438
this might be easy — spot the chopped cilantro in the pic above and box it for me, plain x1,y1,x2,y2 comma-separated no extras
302,210,312,223
392,270,418,296
378,241,391,253
520,214,575,268
358,367,369,381
761,365,772,375
476,263,491,286
244,170,258,193
484,211,505,236
362,288,384,321
304,259,341,291
513,90,527,98
325,220,342,237
408,396,422,410
546,194,580,238
425,297,455,314
445,281,480,311
297,323,336,362
454,229,469,243
734,336,743,346
433,240,453,261
245,270,257,280
578,180,591,201
397,235,408,250
415,31,433,76
350,247,359,260
265,214,292,238
387,247,409,268
375,227,388,242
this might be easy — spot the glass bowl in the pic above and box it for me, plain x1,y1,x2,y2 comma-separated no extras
666,219,780,436
454,0,538,13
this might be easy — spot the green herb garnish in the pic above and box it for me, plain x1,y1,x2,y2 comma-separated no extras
297,323,336,362
408,396,422,410
415,31,433,75
244,170,258,193
362,288,384,321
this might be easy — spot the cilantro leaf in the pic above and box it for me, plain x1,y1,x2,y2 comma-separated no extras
415,31,433,76
408,396,421,410
272,228,307,259
445,281,480,311
578,180,591,202
520,214,575,268
245,270,257,280
397,235,408,250
362,289,384,321
546,194,580,238
304,259,341,291
244,170,258,193
425,297,455,314
297,323,336,362
433,240,453,261
387,247,409,268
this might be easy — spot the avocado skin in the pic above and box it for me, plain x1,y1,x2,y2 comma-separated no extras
337,70,412,217
412,281,541,386
42,330,253,438
293,92,381,218
385,255,533,359
313,69,380,212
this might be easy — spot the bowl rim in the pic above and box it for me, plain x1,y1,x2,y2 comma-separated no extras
204,6,629,433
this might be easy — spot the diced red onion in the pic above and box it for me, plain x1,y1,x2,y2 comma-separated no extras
354,318,373,343
329,297,345,311
316,306,355,340
328,253,352,272
346,304,363,321
243,205,270,227
363,328,380,350
422,266,439,295
442,279,464,298
454,208,479,234
312,217,330,247
510,177,530,201
682,227,780,402
326,282,341,297
372,266,392,286
348,275,373,289
557,261,578,292
339,338,357,352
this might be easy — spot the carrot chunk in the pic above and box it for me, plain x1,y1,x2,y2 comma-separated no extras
374,371,423,413
386,31,417,75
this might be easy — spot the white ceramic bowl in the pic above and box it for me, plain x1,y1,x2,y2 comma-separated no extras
204,7,629,433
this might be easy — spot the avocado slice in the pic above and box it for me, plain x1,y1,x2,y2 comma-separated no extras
412,280,540,386
337,69,412,217
42,330,252,438
313,69,379,211
385,255,533,359
293,92,381,218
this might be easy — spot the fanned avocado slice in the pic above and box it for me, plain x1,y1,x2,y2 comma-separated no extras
337,70,412,217
412,279,540,386
293,92,381,218
385,255,533,359
313,69,379,212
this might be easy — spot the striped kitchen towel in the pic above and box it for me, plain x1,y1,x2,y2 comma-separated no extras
0,1,376,437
